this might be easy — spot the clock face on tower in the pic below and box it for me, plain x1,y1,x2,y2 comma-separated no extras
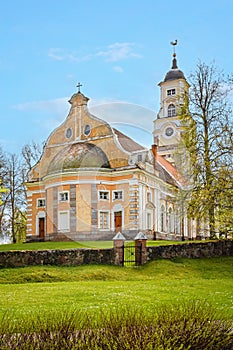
165,126,174,137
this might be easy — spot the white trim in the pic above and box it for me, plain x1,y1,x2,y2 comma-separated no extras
146,210,153,230
98,190,110,201
58,210,70,232
27,190,46,195
112,132,131,156
58,191,69,202
44,178,133,190
45,134,113,149
112,190,124,201
36,211,46,236
98,210,110,230
37,198,46,208
112,206,124,231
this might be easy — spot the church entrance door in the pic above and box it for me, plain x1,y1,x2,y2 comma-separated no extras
114,211,122,232
39,217,45,239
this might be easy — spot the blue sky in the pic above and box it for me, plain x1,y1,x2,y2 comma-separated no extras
1,0,233,153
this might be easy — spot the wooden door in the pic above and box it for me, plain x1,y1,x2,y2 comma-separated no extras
114,211,122,232
39,218,45,238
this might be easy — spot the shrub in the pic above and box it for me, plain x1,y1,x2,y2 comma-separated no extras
0,302,232,349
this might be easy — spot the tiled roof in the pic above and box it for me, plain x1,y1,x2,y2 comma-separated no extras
156,154,186,187
113,128,146,152
113,128,185,187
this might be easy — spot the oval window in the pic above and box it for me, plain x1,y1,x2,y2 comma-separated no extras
84,124,91,136
66,128,72,139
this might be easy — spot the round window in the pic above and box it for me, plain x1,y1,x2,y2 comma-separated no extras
66,128,72,139
84,124,91,136
165,127,174,137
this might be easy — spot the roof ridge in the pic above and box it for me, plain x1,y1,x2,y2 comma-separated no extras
156,154,186,186
113,127,146,152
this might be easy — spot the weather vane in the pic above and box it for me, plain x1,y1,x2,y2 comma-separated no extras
170,39,178,55
76,82,82,93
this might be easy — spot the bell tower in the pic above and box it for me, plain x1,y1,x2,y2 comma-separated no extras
153,41,189,166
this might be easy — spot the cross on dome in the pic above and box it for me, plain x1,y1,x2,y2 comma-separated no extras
76,82,82,93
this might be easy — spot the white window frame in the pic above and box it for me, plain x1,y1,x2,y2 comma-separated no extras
137,154,142,162
98,190,110,201
113,190,123,201
161,205,166,232
98,210,110,230
59,191,69,202
58,211,70,232
147,192,152,203
37,198,46,208
168,104,176,117
168,207,175,233
147,212,152,230
175,210,181,234
167,88,176,96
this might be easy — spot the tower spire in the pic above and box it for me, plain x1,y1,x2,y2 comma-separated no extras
170,40,178,69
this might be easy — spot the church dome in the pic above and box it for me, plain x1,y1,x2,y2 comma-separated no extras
164,55,185,82
47,142,111,174
164,69,185,82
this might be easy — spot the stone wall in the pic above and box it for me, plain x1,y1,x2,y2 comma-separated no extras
146,240,233,261
0,240,232,268
0,248,115,268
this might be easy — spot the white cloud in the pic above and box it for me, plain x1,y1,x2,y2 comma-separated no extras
48,48,93,62
48,48,64,61
13,97,70,118
48,42,142,63
90,100,154,133
96,42,142,62
12,96,154,148
90,101,154,148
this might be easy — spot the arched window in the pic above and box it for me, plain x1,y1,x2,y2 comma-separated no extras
147,191,152,202
161,205,165,232
168,104,176,117
168,207,174,233
175,209,180,234
147,212,152,230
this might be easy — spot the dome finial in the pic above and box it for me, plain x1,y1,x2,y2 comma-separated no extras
170,39,178,53
164,40,185,82
76,82,82,93
170,40,178,69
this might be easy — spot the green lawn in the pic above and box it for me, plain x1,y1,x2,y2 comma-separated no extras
0,239,202,251
0,257,232,321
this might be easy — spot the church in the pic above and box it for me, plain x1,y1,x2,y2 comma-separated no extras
26,49,198,241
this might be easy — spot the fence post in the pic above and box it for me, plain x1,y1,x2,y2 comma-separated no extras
134,232,147,265
113,232,126,266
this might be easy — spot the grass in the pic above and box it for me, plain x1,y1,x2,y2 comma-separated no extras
0,241,110,251
1,303,232,349
0,239,203,251
0,257,232,321
0,256,232,348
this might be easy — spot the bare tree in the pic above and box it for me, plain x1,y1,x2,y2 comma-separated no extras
181,61,233,238
0,146,8,236
4,154,26,242
0,142,43,242
21,141,44,175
